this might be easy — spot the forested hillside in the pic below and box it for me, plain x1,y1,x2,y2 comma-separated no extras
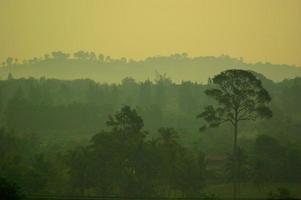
1,52,301,83
1,72,301,198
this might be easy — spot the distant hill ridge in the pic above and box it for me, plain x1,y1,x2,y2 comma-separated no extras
1,51,301,83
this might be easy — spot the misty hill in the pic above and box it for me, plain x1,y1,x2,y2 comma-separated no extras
1,51,301,83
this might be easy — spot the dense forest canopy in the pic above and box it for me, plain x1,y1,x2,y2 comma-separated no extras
1,51,301,83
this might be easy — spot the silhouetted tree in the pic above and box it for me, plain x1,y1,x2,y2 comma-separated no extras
73,50,87,60
198,69,272,199
44,54,50,60
6,57,14,66
98,54,104,62
51,51,70,60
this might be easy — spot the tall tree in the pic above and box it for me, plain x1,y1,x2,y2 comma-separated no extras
197,69,272,199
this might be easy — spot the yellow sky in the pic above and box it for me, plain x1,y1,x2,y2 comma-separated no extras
0,0,300,66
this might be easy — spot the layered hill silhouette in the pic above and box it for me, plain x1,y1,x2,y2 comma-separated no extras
1,51,301,83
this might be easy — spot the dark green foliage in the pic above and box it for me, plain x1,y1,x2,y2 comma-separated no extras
106,105,145,140
250,135,301,187
0,177,23,200
66,106,205,197
267,187,295,200
252,134,285,185
198,69,272,130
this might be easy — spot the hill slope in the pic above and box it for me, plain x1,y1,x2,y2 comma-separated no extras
1,52,301,83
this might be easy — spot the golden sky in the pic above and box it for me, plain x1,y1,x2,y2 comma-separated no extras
0,0,300,66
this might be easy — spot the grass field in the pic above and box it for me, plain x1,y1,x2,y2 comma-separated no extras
203,183,301,199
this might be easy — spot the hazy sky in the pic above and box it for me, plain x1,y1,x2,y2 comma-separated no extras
0,0,301,66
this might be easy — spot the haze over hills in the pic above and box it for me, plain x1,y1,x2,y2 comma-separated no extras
1,0,301,197
1,51,301,83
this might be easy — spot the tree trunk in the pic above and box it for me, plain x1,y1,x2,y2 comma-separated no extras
233,121,238,200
